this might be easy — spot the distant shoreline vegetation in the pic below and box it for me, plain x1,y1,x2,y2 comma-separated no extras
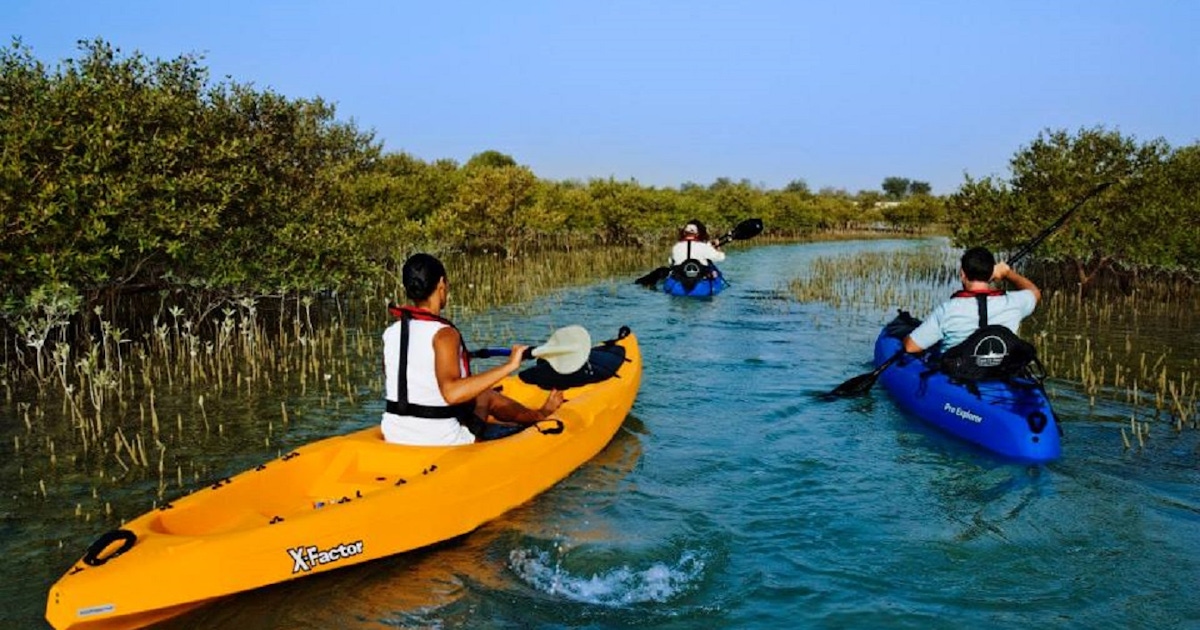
2,39,1197,350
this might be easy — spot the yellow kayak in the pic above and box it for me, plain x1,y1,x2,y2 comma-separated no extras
46,327,642,630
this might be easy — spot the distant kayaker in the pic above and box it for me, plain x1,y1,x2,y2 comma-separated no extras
381,253,563,446
669,220,726,268
902,246,1042,354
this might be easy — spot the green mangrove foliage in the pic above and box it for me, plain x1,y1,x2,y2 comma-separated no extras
882,176,933,200
6,39,1198,378
950,126,1200,291
0,39,378,304
2,38,899,337
878,194,946,234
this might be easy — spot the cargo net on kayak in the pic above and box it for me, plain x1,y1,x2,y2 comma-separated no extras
886,309,1047,398
520,330,631,390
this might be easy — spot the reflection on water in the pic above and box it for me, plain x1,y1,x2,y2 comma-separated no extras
5,239,1199,629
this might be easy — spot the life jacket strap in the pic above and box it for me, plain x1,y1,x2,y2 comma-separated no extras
388,310,474,421
385,399,474,419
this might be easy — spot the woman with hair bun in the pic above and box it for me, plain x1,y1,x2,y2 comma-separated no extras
381,253,563,445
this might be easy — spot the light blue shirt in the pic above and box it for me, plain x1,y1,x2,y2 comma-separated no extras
908,290,1038,350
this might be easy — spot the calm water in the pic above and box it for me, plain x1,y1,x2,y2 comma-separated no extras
6,240,1199,629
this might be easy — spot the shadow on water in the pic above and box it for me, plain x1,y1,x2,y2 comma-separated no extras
7,239,1199,629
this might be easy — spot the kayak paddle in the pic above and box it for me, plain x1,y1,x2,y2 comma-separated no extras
633,267,671,288
828,351,905,397
470,325,592,374
1006,181,1113,264
717,217,765,246
633,218,764,287
827,182,1114,397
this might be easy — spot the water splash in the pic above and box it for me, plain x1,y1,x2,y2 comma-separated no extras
508,546,706,606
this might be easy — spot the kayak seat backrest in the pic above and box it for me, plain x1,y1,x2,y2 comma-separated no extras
936,296,1041,389
668,259,710,292
519,344,627,390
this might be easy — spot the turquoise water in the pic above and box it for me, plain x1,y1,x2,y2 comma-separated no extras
9,240,1200,629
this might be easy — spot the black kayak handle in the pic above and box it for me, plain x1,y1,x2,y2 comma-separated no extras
82,529,137,566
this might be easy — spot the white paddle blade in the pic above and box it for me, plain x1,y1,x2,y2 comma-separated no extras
530,325,592,374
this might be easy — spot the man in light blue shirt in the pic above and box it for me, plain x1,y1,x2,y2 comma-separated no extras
904,247,1041,353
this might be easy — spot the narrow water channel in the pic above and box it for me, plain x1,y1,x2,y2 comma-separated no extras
6,239,1198,629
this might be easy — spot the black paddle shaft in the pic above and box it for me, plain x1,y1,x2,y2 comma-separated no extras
1007,182,1112,265
633,267,670,288
828,352,903,397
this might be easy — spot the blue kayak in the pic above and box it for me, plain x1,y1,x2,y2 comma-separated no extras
663,266,729,297
873,328,1062,462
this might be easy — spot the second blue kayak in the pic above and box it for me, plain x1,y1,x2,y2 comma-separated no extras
873,327,1062,463
663,266,729,297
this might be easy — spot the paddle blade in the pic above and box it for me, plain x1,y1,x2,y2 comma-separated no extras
828,351,904,398
634,267,670,288
531,325,592,373
718,218,764,245
730,217,764,240
829,371,881,397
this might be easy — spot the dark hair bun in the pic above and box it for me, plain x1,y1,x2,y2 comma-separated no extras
402,253,447,302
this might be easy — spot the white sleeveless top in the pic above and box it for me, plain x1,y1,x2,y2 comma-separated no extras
380,318,476,446
669,239,726,266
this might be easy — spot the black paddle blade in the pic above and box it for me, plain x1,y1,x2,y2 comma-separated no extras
829,371,880,397
730,218,764,240
634,267,670,287
718,218,764,246
828,351,904,398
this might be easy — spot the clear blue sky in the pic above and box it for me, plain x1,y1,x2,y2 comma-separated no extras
5,1,1198,195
